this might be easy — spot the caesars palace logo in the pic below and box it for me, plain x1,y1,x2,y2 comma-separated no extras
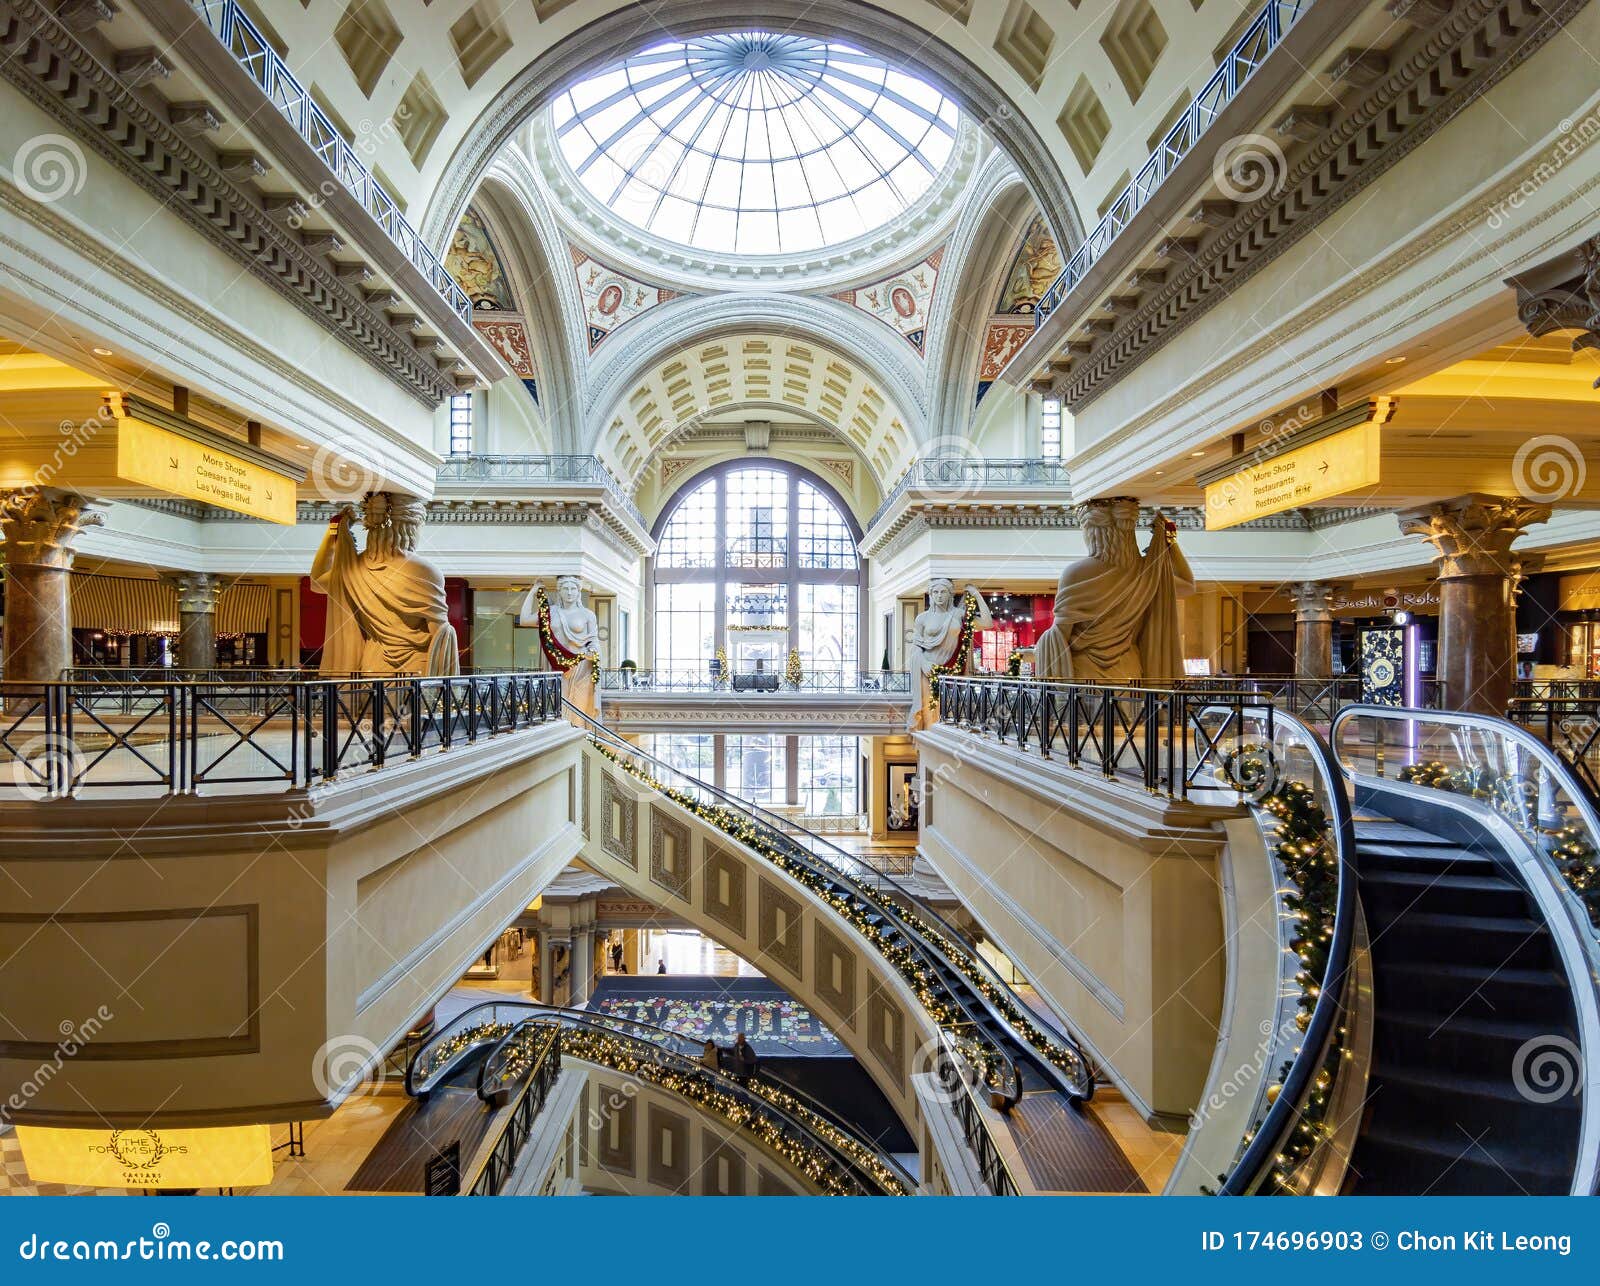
88,1128,190,1171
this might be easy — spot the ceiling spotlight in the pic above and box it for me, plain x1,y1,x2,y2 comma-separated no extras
1189,450,1205,457
92,347,113,356
1384,356,1407,364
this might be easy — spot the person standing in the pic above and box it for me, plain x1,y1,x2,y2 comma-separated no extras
656,958,667,975
731,1032,758,1084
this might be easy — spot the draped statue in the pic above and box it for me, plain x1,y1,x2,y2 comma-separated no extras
519,575,601,721
907,579,992,731
310,493,458,676
1032,498,1193,683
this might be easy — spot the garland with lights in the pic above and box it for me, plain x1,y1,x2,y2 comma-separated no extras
1399,759,1600,928
588,737,1090,1096
927,590,980,709
785,649,804,688
532,585,599,676
555,1025,909,1196
1220,744,1345,1195
713,646,730,688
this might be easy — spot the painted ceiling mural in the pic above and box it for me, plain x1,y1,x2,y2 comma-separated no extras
831,249,943,357
445,207,538,402
995,213,1062,315
446,208,516,312
573,247,685,351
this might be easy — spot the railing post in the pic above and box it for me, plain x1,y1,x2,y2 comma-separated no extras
408,678,423,758
1100,685,1115,778
322,681,339,781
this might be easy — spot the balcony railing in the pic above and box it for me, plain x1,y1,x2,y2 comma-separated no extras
601,668,911,695
434,454,646,528
868,457,1072,530
188,1,471,325
1034,0,1312,326
0,671,564,799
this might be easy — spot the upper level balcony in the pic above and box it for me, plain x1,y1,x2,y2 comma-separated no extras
599,667,912,737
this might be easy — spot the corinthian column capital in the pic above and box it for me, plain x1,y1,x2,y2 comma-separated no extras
1286,581,1336,623
1398,494,1551,579
0,489,103,569
162,571,227,614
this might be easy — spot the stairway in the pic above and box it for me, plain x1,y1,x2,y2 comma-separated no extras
1346,817,1582,1194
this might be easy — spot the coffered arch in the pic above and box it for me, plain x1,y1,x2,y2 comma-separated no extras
585,292,929,478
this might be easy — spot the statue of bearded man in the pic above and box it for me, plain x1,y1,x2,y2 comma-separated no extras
518,575,601,720
311,492,459,676
1032,498,1194,683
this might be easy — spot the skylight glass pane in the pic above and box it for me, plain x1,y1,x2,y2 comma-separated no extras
551,31,960,255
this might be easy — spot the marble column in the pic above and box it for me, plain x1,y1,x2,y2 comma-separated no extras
1400,495,1551,715
163,572,225,670
569,932,592,1008
1,490,103,683
1287,582,1336,679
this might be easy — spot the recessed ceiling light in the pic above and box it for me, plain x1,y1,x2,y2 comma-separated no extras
1189,450,1205,457
91,347,113,356
1385,356,1407,364
294,443,311,450
1154,470,1165,476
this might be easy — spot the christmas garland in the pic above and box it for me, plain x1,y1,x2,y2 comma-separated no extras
588,737,1089,1095
1220,745,1344,1195
927,590,980,706
533,585,600,676
1400,760,1600,928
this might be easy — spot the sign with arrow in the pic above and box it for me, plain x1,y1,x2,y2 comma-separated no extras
112,410,298,524
1204,413,1383,531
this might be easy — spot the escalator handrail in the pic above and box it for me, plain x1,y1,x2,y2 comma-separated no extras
408,999,906,1181
473,1003,916,1195
1216,703,1359,1195
571,707,1084,1098
1331,703,1600,861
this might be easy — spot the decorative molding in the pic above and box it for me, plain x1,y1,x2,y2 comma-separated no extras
1044,0,1570,412
701,842,747,941
0,0,461,406
648,807,691,903
756,877,803,978
600,771,637,869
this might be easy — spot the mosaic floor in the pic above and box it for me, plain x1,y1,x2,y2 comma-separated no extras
589,976,846,1057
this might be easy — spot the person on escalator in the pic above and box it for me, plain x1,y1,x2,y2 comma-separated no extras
700,1039,722,1072
731,1032,758,1084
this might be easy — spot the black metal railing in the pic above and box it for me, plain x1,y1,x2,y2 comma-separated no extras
0,672,565,798
433,454,646,528
938,676,1279,799
867,457,1071,530
462,1023,562,1197
1508,697,1600,800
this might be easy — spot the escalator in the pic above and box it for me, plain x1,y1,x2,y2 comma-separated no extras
1222,703,1600,1194
407,1000,916,1196
571,707,1095,1110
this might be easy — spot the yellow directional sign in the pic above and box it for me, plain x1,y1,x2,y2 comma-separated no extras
111,399,298,525
1204,400,1390,531
15,1124,274,1190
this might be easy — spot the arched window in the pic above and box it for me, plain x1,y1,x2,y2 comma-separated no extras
652,462,862,682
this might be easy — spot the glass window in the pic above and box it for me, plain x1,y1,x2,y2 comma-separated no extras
449,394,473,455
979,625,1018,673
799,584,857,680
550,33,960,255
643,734,716,781
726,735,786,806
651,463,863,682
654,583,716,678
797,480,858,569
798,736,859,815
1040,396,1062,461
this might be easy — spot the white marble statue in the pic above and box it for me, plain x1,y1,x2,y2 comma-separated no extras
310,493,458,676
1032,498,1194,683
519,575,601,720
907,578,992,731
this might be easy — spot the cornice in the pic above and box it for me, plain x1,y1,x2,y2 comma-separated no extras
0,0,460,406
1046,0,1574,413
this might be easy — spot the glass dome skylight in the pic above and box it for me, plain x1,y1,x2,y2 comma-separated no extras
550,32,960,257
